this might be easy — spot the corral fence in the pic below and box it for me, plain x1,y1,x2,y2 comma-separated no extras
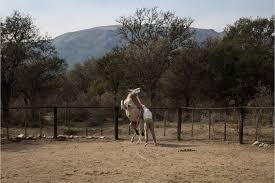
1,106,274,144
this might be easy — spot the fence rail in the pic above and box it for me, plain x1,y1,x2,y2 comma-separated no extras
2,106,274,110
1,106,274,144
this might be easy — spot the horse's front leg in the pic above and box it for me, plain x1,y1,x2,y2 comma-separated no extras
130,121,138,143
136,120,143,144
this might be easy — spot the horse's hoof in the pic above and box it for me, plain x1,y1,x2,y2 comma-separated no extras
145,143,148,146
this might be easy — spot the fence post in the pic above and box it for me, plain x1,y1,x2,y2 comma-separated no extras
163,110,167,136
114,106,119,140
272,109,274,144
163,117,166,137
177,108,182,141
100,108,104,136
233,107,238,132
239,107,244,144
68,109,71,129
208,110,211,140
24,111,28,138
4,108,10,139
53,107,57,139
212,111,215,136
224,110,227,141
255,109,259,141
100,125,103,136
65,102,67,126
39,110,42,137
191,109,194,137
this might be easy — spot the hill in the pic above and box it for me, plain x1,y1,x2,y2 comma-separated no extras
52,25,224,67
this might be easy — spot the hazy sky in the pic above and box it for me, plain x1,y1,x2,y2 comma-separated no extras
1,0,273,38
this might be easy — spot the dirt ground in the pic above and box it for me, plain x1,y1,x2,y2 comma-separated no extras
1,139,274,183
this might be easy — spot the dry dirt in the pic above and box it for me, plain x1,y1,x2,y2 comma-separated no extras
1,139,274,183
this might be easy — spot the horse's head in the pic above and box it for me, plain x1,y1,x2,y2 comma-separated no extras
121,88,141,111
128,88,141,95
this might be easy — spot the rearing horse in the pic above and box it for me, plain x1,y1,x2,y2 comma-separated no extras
121,88,144,143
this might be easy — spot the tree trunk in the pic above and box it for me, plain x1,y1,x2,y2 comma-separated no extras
113,92,118,107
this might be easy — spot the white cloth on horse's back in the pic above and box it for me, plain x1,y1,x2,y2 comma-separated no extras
142,105,152,120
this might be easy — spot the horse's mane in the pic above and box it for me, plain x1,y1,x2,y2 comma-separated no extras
126,92,142,109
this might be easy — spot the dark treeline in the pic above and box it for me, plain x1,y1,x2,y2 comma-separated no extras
1,8,274,124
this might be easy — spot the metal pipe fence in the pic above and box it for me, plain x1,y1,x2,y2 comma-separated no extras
1,106,274,144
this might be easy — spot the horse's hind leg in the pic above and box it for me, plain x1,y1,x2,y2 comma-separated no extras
130,121,138,142
149,121,157,145
137,120,144,144
131,133,136,142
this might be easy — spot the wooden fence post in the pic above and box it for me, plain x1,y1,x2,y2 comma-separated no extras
177,108,182,141
5,108,10,139
163,111,166,136
272,109,274,144
24,111,28,138
39,110,42,137
68,109,71,129
235,107,239,133
208,110,211,140
100,125,103,136
163,110,168,136
239,107,244,144
64,102,68,126
255,109,259,141
191,109,194,137
224,110,227,141
100,108,104,136
212,111,215,136
114,106,119,140
53,107,57,139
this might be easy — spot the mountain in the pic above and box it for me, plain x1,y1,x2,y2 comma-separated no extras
52,25,224,67
190,28,224,43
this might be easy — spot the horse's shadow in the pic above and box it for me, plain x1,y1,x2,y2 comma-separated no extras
158,143,199,148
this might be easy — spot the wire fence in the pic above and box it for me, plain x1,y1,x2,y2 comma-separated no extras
1,106,274,144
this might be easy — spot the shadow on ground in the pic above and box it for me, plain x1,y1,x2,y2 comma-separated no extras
158,143,199,148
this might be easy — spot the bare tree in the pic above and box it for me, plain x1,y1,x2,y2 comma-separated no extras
117,7,194,105
117,7,194,49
